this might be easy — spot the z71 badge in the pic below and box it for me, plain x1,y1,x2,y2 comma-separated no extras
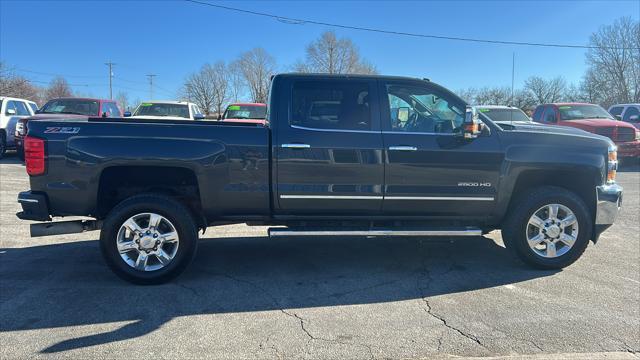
44,127,81,134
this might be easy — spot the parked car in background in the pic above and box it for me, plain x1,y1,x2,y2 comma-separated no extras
14,97,122,159
475,105,532,125
608,104,640,129
220,103,267,125
0,96,37,158
126,101,204,120
532,103,640,160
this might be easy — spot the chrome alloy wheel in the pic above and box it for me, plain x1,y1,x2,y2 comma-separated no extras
116,213,179,271
526,204,579,258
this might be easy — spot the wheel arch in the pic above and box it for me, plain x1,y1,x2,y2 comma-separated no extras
96,165,205,228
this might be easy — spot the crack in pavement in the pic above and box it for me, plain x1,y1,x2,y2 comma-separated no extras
414,240,488,350
198,267,375,359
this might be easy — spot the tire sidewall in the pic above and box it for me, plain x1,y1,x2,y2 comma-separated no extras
506,188,592,269
100,196,197,284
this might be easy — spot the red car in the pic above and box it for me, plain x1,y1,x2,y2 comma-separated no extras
15,98,122,158
532,103,640,159
219,103,267,125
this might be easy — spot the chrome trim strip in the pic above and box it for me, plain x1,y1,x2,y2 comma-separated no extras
269,229,482,237
281,143,311,149
280,195,383,200
18,198,39,203
280,195,493,201
388,146,418,151
385,196,494,201
381,131,456,136
290,124,380,134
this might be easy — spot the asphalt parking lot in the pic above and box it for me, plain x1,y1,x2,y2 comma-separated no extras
0,152,638,359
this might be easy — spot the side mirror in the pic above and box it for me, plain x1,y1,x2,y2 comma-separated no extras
6,108,16,115
101,112,108,118
614,114,622,120
461,106,482,139
194,113,205,120
217,114,222,120
123,111,132,117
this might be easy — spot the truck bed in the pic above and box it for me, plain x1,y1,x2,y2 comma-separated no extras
25,117,271,220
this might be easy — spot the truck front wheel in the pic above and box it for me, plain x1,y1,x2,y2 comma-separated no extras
100,194,198,284
502,186,592,269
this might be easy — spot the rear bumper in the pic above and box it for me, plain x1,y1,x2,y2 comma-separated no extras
16,191,51,221
593,183,623,241
616,140,640,158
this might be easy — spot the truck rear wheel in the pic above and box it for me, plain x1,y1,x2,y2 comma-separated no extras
502,186,592,269
100,194,198,284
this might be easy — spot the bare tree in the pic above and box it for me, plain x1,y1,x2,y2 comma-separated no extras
456,87,477,104
474,87,512,105
116,91,130,111
0,62,41,103
44,76,72,100
585,16,640,107
184,64,216,115
228,61,244,103
183,62,231,116
512,89,537,111
524,76,567,104
296,31,377,75
210,61,230,116
236,48,276,103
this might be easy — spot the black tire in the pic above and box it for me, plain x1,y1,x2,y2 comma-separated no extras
100,194,198,285
502,186,592,269
0,132,6,159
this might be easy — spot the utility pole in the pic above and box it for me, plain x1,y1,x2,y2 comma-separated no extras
105,61,116,99
146,74,157,99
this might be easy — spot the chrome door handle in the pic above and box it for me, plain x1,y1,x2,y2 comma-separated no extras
281,143,311,149
388,146,417,151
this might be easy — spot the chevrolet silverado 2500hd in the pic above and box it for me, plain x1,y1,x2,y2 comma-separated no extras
17,74,623,284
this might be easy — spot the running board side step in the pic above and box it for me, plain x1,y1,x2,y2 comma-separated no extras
268,227,482,237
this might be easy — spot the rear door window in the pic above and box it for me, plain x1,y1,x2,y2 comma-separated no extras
609,106,624,118
623,106,640,123
542,106,557,123
102,102,121,117
291,81,371,131
15,101,31,115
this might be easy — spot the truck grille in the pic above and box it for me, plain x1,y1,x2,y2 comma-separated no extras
595,127,635,142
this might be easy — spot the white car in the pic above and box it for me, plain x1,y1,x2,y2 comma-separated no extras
126,101,205,121
608,104,640,129
0,96,37,158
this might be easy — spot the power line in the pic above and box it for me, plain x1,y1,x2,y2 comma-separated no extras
13,67,102,79
184,0,640,50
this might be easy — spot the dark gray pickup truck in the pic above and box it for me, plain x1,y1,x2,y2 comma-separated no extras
17,74,623,284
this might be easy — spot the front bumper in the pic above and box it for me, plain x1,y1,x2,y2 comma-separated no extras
16,191,51,221
616,140,640,158
593,183,623,242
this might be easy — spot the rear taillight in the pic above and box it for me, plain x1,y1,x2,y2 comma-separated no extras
607,145,617,184
24,136,45,176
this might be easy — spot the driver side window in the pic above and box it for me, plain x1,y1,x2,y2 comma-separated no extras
386,84,464,134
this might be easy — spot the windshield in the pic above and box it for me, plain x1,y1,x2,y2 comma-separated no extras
40,99,99,116
558,104,613,120
223,105,267,120
478,108,530,122
134,103,190,118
